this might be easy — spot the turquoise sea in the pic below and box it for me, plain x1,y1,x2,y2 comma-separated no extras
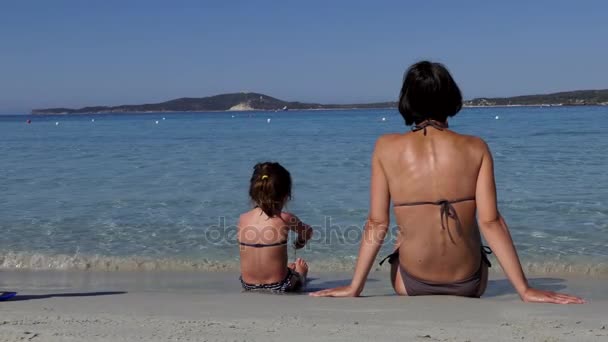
1,107,607,274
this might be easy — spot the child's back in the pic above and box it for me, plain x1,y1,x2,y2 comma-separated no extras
238,162,312,293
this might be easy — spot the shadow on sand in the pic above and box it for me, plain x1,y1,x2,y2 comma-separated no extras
484,277,569,298
8,291,127,302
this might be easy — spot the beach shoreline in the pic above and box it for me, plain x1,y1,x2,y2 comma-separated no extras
3,250,608,278
1,270,607,341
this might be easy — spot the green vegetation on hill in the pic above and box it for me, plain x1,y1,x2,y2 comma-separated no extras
32,93,396,114
465,89,608,106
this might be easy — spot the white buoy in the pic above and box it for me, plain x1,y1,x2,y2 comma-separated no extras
495,115,500,120
267,118,271,123
155,120,159,124
162,117,166,120
55,122,59,126
231,115,235,118
381,117,386,122
91,118,95,122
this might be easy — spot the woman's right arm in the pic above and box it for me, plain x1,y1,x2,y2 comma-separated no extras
310,137,391,297
475,139,584,304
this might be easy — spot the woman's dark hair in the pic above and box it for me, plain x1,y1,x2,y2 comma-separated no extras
249,162,292,217
398,61,463,125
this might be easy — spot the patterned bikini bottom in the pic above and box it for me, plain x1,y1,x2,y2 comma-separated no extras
240,268,304,293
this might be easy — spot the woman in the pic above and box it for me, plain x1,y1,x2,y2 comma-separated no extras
311,61,584,304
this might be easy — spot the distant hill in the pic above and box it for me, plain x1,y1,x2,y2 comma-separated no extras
32,89,608,114
465,89,608,107
32,93,396,114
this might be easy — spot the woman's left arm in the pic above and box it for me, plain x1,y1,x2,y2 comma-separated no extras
310,137,391,297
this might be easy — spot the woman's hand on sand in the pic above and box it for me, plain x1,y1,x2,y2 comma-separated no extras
521,287,585,304
309,285,360,297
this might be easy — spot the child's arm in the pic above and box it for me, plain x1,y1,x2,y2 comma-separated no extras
310,137,390,297
476,140,584,304
282,212,313,249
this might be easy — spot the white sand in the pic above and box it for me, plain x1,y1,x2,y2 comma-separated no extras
1,270,607,341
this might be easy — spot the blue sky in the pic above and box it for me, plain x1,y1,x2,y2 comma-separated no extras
1,0,607,113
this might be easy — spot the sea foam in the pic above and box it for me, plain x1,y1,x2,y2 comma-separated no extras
1,251,607,277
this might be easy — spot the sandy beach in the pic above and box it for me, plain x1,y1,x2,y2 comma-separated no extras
1,270,606,341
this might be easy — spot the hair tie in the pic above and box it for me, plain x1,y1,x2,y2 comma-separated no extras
261,175,269,180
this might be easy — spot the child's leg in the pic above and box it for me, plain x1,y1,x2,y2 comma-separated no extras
293,258,308,280
287,258,308,292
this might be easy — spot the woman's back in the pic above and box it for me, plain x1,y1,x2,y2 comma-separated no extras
377,124,486,282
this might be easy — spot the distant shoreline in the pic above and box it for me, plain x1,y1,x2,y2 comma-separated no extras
3,103,606,116
28,106,397,116
26,103,608,116
30,89,608,115
30,107,402,115
462,103,608,108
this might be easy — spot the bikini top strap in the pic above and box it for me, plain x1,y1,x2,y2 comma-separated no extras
411,120,448,136
239,240,288,248
393,197,475,231
438,200,457,231
239,212,291,249
393,197,474,208
436,197,476,231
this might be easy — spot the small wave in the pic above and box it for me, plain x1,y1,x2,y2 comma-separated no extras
0,251,239,272
0,251,358,272
529,130,605,137
515,261,608,277
1,251,607,277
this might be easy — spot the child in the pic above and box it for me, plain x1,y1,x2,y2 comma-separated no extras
238,162,313,293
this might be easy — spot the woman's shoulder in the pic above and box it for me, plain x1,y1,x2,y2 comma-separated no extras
445,130,487,146
374,133,405,147
451,133,492,158
371,134,406,158
462,134,490,150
